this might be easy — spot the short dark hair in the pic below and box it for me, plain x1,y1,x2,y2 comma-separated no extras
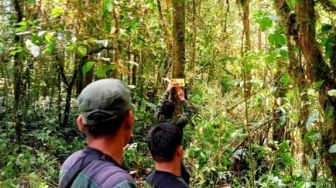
146,123,182,162
84,111,128,137
161,100,175,118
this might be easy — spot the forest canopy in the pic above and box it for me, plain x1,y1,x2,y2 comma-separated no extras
1,0,336,187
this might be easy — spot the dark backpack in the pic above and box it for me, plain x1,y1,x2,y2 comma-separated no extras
59,147,116,188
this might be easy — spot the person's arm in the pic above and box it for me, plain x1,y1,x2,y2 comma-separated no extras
175,88,193,129
154,82,175,120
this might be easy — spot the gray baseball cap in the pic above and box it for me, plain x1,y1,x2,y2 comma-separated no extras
77,79,132,124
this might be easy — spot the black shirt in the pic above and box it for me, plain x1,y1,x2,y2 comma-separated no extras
146,170,189,188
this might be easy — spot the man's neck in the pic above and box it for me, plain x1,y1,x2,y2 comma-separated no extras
88,136,124,165
155,161,181,177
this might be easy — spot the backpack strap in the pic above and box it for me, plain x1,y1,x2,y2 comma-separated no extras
59,147,106,188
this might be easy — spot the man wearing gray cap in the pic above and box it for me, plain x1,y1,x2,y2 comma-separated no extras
59,79,137,188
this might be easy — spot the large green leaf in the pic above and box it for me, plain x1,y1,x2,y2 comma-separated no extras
321,24,333,32
15,21,28,32
254,10,273,31
268,33,286,47
82,61,95,74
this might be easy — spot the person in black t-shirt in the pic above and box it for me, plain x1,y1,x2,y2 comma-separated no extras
145,123,189,188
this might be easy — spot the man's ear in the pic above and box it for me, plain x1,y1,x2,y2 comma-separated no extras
77,115,87,133
123,111,134,130
176,145,183,157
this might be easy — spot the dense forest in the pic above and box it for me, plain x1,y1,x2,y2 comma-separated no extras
1,0,336,187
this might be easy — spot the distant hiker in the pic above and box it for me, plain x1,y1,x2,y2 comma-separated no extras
153,81,194,184
59,79,137,188
146,123,189,188
154,81,193,130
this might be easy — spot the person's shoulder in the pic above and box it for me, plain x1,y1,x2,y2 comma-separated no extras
146,170,188,188
61,149,84,170
86,160,135,187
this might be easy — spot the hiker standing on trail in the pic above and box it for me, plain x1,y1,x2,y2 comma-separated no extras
59,79,137,188
154,82,193,130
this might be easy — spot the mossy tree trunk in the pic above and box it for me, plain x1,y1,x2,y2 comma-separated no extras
294,0,336,185
171,0,185,113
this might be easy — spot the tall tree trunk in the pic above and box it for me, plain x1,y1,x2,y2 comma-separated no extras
242,0,251,53
274,0,314,179
62,59,82,128
76,56,93,96
171,0,185,113
239,0,252,97
13,0,23,146
294,0,336,185
172,0,185,79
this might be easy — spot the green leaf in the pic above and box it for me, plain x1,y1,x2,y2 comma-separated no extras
104,0,113,12
45,39,57,54
77,46,87,56
130,19,139,33
82,61,95,74
314,80,324,89
280,153,294,166
95,67,106,78
329,144,336,153
280,73,291,87
45,32,54,42
266,52,276,65
282,175,291,183
306,109,319,128
268,33,286,47
94,65,114,78
324,35,335,59
321,24,333,32
50,7,64,18
15,21,28,32
279,49,288,58
304,129,321,143
260,18,273,31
